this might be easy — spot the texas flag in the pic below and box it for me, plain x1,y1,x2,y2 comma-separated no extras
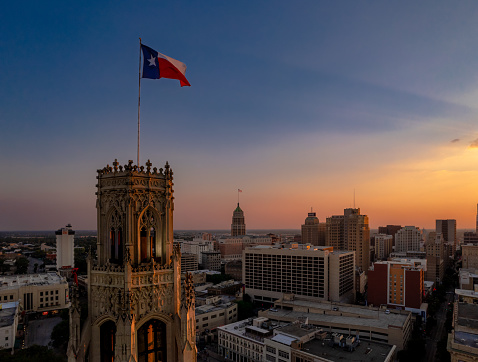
141,44,191,87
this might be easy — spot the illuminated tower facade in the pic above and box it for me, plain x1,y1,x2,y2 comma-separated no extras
68,160,196,362
56,224,75,270
231,203,246,236
301,212,325,246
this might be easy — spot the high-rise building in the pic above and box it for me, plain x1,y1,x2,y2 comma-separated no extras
367,260,425,312
67,160,196,362
55,223,75,270
374,234,393,260
426,232,446,283
378,225,402,247
231,203,246,236
243,245,355,304
394,226,422,253
436,219,457,257
326,208,370,274
301,211,324,246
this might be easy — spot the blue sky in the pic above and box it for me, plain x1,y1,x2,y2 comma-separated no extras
2,1,478,230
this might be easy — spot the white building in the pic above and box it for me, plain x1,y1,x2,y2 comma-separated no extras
178,239,214,265
395,226,422,253
243,245,355,304
55,224,75,270
0,301,20,352
375,234,393,260
0,273,69,313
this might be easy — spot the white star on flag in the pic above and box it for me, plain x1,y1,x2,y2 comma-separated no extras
147,55,156,67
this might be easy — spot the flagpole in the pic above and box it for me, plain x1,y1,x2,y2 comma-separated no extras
138,37,142,167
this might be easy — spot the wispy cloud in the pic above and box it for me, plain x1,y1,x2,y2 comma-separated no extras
451,138,460,143
470,139,478,148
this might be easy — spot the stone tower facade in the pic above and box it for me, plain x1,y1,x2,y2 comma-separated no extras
67,159,196,362
231,203,246,236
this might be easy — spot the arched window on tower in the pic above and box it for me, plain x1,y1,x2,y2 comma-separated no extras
137,319,167,362
109,209,123,263
139,209,160,263
100,320,116,362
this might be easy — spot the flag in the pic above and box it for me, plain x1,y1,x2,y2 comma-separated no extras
141,44,191,87
238,189,242,192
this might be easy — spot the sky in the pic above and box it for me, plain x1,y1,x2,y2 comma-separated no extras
2,1,478,231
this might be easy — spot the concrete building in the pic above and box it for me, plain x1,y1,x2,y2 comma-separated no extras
218,317,277,362
0,301,20,352
243,245,355,304
462,244,478,269
378,225,402,247
437,219,457,258
394,226,422,253
202,251,221,271
231,203,246,236
67,160,196,362
260,295,412,350
447,302,478,361
55,224,75,270
367,261,425,314
374,233,393,260
180,252,198,272
195,297,237,333
464,232,478,244
426,232,446,283
0,273,69,313
179,239,214,265
225,259,243,281
301,212,325,246
218,235,272,261
326,208,370,274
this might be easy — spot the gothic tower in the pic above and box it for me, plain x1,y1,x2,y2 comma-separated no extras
68,159,196,362
231,203,246,236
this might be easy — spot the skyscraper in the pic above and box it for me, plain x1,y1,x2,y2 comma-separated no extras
231,203,246,236
301,211,325,246
394,226,422,253
68,160,196,362
326,208,370,274
436,219,457,257
55,224,75,270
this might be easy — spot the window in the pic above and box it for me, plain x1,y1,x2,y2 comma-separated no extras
40,292,43,296
266,346,276,354
202,317,208,321
137,319,167,362
40,298,43,302
56,290,58,294
46,291,49,295
100,321,116,362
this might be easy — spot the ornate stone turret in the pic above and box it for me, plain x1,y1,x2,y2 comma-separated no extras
68,159,196,362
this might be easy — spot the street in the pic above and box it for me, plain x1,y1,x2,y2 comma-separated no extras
25,316,62,347
424,288,454,361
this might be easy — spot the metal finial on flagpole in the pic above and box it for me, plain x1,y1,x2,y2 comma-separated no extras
138,37,142,167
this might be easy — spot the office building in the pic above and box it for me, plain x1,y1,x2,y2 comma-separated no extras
202,250,221,271
436,219,457,257
260,295,412,350
426,232,446,283
367,261,425,313
301,211,326,246
195,296,237,333
394,226,422,253
0,273,69,313
447,302,478,361
326,208,370,274
55,223,75,270
378,225,402,247
218,235,272,261
464,232,478,244
462,244,478,269
243,245,355,304
0,301,20,352
374,234,393,260
225,259,243,281
231,203,246,236
181,252,198,272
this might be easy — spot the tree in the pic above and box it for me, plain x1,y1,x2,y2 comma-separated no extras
51,319,70,351
34,263,38,273
15,257,29,274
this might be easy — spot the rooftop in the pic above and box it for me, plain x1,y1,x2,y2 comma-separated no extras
0,273,67,290
0,302,19,328
457,303,478,330
298,334,396,362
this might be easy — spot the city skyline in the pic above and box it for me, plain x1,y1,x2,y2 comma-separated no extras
2,2,478,230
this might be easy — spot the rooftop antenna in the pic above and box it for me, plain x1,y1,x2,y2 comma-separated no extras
354,188,355,208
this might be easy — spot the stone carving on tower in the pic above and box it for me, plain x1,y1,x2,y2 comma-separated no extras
67,159,196,362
